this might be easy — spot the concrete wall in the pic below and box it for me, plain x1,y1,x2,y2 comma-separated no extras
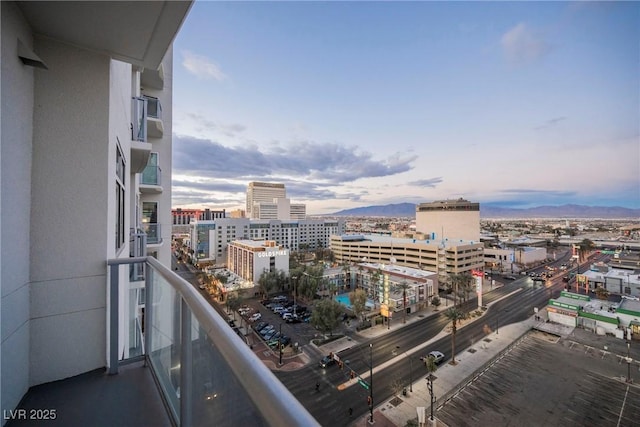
1,1,35,414
416,210,481,243
29,36,112,386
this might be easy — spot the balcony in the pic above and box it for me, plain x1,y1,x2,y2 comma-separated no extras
144,96,164,138
131,97,152,173
140,165,162,193
141,63,165,90
143,223,162,245
8,257,318,426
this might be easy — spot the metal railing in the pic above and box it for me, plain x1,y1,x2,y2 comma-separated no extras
107,256,319,427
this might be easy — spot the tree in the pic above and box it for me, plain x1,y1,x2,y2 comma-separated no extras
226,293,241,319
342,262,352,291
458,273,475,304
370,269,382,301
444,307,465,365
257,269,282,299
349,288,368,321
431,295,441,311
594,286,610,300
390,378,405,399
578,239,595,263
310,299,343,336
393,280,411,324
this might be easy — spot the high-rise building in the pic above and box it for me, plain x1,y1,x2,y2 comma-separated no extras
246,181,286,218
1,0,190,416
415,198,481,243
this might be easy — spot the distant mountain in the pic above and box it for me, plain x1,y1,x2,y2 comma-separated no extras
330,203,640,219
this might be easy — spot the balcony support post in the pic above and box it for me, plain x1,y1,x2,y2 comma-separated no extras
180,299,193,427
108,263,120,375
144,261,153,365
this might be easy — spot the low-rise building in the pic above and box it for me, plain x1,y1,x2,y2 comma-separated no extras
227,240,289,285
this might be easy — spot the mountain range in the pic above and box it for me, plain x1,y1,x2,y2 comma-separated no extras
330,203,640,219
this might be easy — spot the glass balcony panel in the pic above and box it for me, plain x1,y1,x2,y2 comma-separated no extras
144,223,162,244
144,96,162,119
148,266,181,421
141,165,161,186
189,313,268,427
131,97,147,142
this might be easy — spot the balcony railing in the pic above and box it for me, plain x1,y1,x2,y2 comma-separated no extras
143,96,162,120
107,257,319,427
141,165,161,186
132,96,147,142
143,223,162,244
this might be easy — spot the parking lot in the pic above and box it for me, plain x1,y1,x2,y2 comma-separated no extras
437,330,640,427
233,294,323,352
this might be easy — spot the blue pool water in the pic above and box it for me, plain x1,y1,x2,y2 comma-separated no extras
334,293,375,310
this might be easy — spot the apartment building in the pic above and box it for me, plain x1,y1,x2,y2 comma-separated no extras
189,218,345,266
331,234,484,287
246,181,286,218
0,0,190,418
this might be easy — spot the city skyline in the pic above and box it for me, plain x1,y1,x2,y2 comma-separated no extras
171,1,639,214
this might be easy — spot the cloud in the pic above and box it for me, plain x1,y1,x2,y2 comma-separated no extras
408,177,444,188
501,23,551,65
182,51,226,80
534,116,567,130
185,113,247,137
172,135,417,184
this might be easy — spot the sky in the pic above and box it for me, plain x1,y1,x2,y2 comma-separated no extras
171,1,640,214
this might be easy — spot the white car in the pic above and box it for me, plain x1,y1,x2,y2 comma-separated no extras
427,351,445,365
249,312,262,322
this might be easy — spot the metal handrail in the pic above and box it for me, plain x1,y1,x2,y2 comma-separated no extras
107,256,319,427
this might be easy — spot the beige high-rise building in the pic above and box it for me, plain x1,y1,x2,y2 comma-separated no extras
415,198,480,243
246,182,286,218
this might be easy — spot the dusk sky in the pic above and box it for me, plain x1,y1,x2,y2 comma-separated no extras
171,1,639,214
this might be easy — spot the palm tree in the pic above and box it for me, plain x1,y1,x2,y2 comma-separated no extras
578,239,595,263
394,280,411,324
342,262,351,292
444,307,465,365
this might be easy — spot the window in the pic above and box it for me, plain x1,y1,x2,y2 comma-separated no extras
116,143,126,250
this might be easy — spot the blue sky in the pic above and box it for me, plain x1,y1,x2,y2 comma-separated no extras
171,1,639,214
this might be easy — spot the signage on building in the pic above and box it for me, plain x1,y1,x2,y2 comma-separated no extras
257,250,288,258
547,306,578,317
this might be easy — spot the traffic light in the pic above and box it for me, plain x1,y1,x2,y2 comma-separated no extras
367,396,372,407
350,370,355,379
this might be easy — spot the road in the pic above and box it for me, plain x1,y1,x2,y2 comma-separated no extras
275,251,603,425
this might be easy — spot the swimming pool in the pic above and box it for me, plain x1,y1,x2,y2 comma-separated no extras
334,293,375,310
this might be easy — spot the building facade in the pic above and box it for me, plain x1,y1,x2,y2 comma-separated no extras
227,240,290,285
189,218,345,266
415,198,480,242
246,181,286,218
331,234,484,288
1,0,191,416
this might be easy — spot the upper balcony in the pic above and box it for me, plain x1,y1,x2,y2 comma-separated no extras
144,96,164,138
131,97,151,173
141,63,165,90
140,165,162,193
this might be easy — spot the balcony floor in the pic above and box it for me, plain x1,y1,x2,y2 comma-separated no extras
6,361,171,427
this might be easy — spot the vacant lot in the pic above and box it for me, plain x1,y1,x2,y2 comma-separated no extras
437,331,640,427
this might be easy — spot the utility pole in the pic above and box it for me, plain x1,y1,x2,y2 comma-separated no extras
369,343,373,424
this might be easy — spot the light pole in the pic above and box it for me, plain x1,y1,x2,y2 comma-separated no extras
369,343,374,424
626,341,633,384
278,323,283,366
426,372,437,422
292,276,298,317
496,311,499,335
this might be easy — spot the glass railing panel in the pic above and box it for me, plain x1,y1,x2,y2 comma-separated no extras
144,223,161,244
141,165,161,186
148,265,181,421
144,96,162,120
131,97,147,142
188,313,269,427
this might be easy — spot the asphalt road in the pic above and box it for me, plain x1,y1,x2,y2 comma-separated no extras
275,252,595,426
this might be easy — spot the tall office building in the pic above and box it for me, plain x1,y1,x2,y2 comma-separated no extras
246,182,286,218
415,198,481,243
1,1,190,416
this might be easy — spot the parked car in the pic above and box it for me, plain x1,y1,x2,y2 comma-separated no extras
249,312,262,322
426,350,445,365
319,355,335,368
254,321,268,332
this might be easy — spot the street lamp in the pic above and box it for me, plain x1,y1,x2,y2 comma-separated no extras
626,341,633,384
426,373,437,422
278,323,283,366
369,343,374,424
